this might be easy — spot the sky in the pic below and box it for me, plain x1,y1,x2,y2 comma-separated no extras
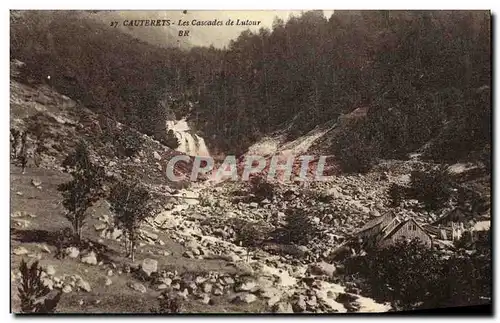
93,10,335,49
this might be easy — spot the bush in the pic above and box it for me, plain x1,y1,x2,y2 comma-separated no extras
150,292,183,313
248,176,275,202
117,132,144,159
17,259,62,313
279,208,319,245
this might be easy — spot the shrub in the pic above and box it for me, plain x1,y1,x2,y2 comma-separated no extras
17,259,62,313
248,176,275,202
150,292,183,313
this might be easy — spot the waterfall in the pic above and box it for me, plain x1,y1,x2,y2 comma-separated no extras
166,118,210,157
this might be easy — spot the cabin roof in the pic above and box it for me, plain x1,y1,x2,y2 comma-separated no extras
357,212,394,234
433,207,469,225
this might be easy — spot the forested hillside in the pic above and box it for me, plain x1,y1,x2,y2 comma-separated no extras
11,10,491,164
191,10,491,161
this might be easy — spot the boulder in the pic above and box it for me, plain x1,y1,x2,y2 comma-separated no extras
129,282,147,293
202,282,213,294
141,258,158,277
94,223,107,231
76,279,91,292
45,265,56,276
65,247,80,258
157,284,168,290
62,285,73,293
13,246,29,255
31,179,42,188
81,251,98,265
293,295,307,312
308,261,336,277
235,280,256,292
41,277,53,290
232,293,257,304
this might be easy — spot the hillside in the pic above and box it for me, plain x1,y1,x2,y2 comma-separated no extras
10,68,396,313
10,9,492,314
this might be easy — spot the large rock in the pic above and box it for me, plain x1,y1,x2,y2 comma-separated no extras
235,280,256,292
229,261,254,276
141,258,158,277
232,293,257,304
153,151,162,161
13,246,29,255
65,247,80,258
325,187,342,199
273,302,294,313
94,223,107,231
308,261,336,277
45,265,56,276
81,251,98,265
76,279,91,292
62,285,73,293
129,282,147,293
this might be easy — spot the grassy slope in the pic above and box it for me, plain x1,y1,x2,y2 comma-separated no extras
9,74,265,313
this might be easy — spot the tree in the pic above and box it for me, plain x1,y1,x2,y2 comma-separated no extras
387,183,406,207
280,208,319,245
17,259,62,313
343,238,491,311
407,166,454,211
235,220,272,262
58,141,105,242
344,239,444,311
108,180,158,262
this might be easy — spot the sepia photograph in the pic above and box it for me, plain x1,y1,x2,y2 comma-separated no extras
9,9,491,314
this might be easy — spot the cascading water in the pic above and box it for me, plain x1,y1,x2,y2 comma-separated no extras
166,118,210,157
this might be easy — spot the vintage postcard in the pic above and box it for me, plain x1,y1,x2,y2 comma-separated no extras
10,10,491,314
